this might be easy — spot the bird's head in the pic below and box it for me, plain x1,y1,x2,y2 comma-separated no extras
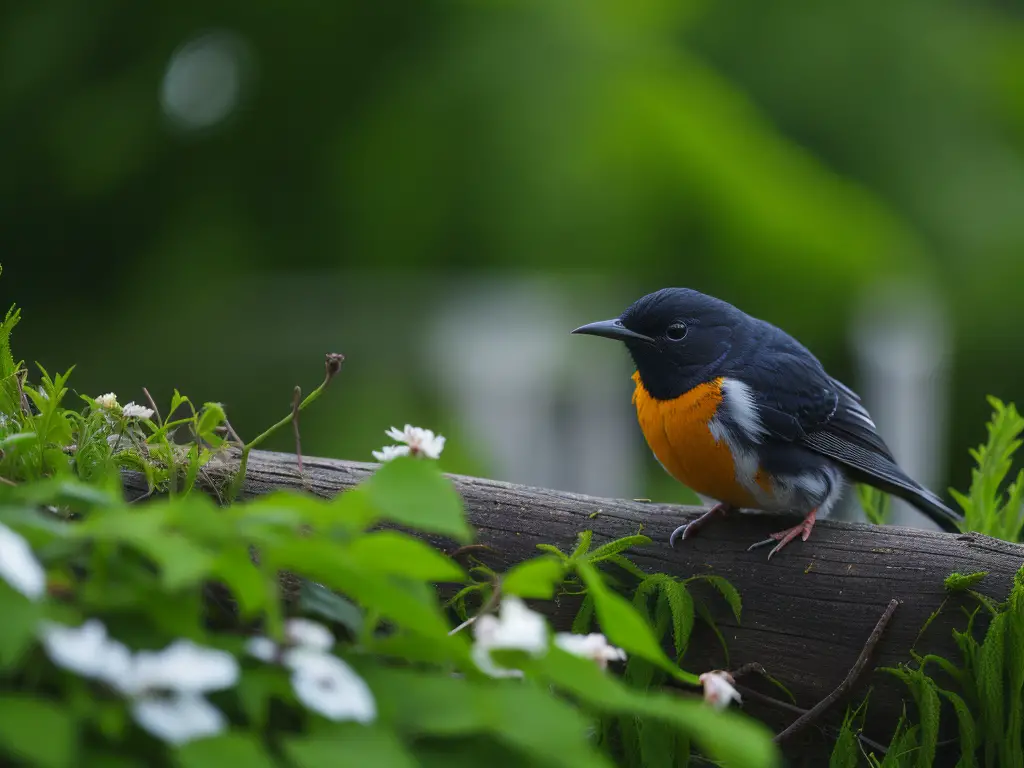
572,288,744,400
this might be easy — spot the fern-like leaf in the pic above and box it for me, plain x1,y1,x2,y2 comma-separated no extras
660,579,694,659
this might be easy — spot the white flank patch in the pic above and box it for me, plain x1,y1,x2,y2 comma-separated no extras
721,379,768,442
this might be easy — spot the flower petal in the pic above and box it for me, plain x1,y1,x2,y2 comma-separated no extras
0,523,46,601
131,693,226,745
284,648,377,723
40,619,133,686
129,638,239,694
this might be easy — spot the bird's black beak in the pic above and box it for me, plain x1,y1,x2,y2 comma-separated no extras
571,318,653,344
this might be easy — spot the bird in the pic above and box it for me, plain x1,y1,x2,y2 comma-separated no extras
571,287,963,558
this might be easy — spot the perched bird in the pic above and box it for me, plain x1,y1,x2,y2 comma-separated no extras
572,287,963,558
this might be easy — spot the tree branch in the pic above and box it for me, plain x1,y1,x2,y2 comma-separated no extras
122,449,1024,760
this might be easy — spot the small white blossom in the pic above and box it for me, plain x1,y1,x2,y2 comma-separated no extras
95,393,119,409
283,647,377,723
131,692,226,746
471,596,549,678
0,413,8,429
0,522,46,601
699,670,742,710
554,632,627,669
382,424,446,459
244,618,335,663
40,619,132,686
126,638,239,695
371,444,412,462
121,402,154,420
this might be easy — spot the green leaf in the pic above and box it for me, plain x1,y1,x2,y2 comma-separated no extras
196,403,227,442
976,612,1006,757
603,553,647,579
175,732,278,768
345,531,465,582
695,600,730,667
0,584,43,668
693,574,742,623
571,593,594,635
576,561,698,685
660,579,695,659
531,648,779,768
829,707,861,768
935,687,976,768
210,546,267,618
138,534,215,590
585,534,652,563
0,695,75,768
502,556,567,599
569,530,593,560
283,724,417,768
268,540,450,636
298,581,365,636
945,571,988,592
362,456,472,542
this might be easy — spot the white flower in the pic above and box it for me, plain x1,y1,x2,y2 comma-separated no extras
471,596,549,678
699,670,742,710
244,618,335,662
554,632,627,669
383,424,446,459
371,444,411,462
126,638,238,695
121,402,154,420
131,692,226,746
95,393,119,409
39,619,132,686
283,647,377,723
0,522,46,601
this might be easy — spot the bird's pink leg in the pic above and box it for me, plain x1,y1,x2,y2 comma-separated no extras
747,508,818,560
670,503,732,548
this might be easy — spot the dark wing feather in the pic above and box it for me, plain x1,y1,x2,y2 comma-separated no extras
728,327,963,531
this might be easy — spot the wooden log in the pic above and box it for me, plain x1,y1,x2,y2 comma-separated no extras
123,449,1024,764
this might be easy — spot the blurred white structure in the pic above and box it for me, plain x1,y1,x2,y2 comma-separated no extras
427,277,644,498
847,280,953,528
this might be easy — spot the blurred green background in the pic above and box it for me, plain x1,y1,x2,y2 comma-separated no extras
4,0,1024,516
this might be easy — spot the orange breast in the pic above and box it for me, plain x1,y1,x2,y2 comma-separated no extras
631,372,759,508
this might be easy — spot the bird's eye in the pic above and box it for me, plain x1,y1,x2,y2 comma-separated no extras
666,323,688,341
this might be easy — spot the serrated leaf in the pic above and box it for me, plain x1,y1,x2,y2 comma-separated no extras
694,575,742,623
345,531,465,583
362,457,472,543
576,562,698,685
977,612,1006,756
284,724,417,768
660,580,694,659
570,530,593,560
585,534,652,563
502,556,566,599
945,571,988,592
175,732,278,768
638,719,674,768
935,687,976,768
0,695,74,768
604,554,647,579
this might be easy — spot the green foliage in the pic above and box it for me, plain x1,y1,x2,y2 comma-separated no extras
858,484,891,526
952,397,1024,541
0,291,778,768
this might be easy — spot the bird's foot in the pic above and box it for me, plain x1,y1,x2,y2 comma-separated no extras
670,503,731,549
747,508,818,560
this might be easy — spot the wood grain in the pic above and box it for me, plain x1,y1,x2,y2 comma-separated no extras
123,449,1024,764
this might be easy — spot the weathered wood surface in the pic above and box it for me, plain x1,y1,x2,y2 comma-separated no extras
123,450,1024,764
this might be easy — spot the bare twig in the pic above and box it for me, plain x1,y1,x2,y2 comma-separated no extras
448,543,498,563
142,387,162,426
221,418,245,449
729,662,768,681
774,598,900,744
291,386,303,475
0,475,16,486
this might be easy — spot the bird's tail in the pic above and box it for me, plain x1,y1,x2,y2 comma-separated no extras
887,481,964,533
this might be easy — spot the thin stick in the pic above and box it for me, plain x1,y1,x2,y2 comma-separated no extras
449,582,502,636
774,598,900,744
221,418,245,448
291,386,303,475
0,476,16,486
142,387,163,426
